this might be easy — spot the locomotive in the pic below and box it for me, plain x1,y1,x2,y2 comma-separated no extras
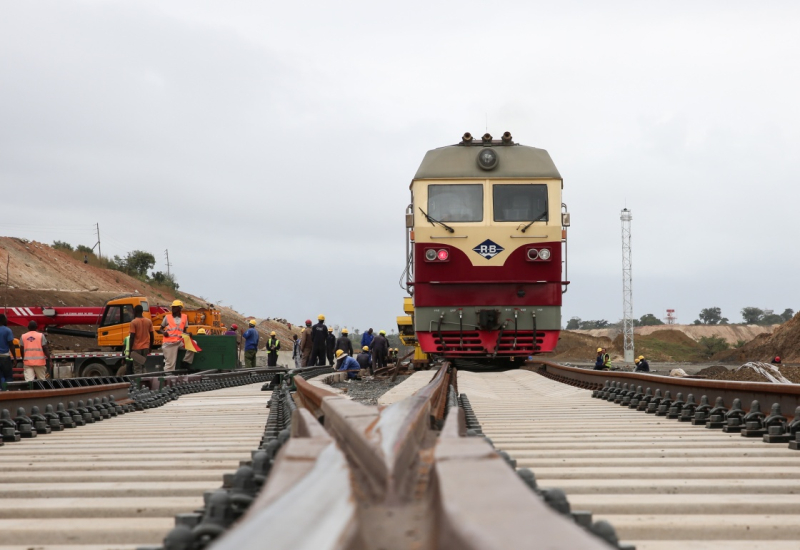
398,132,569,368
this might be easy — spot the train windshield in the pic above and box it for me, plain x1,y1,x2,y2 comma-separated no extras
427,184,483,222
493,184,548,222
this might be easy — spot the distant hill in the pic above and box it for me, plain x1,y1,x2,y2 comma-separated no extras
573,324,776,345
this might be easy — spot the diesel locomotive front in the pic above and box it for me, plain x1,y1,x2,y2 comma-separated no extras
399,132,570,368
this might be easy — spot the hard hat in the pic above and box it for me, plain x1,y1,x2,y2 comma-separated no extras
197,328,206,335
335,349,344,358
270,331,276,336
637,355,645,361
230,324,238,330
305,319,312,325
597,348,603,353
171,300,184,308
328,327,333,332
249,320,256,326
379,330,386,335
318,314,325,320
776,356,781,361
362,346,369,352
342,328,349,334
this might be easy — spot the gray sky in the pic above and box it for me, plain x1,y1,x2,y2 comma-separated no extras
1,1,798,330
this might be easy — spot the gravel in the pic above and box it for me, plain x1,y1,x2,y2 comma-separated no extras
330,375,410,405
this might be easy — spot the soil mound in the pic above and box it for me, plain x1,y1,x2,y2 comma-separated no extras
695,365,730,377
542,331,613,361
716,313,800,363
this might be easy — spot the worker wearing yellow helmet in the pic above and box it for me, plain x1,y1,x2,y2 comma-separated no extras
356,344,372,374
266,330,281,367
335,348,361,380
635,355,650,373
310,315,328,366
372,329,389,371
594,348,605,370
161,299,193,372
336,328,354,358
196,328,206,335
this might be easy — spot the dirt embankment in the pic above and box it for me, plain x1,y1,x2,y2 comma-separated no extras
0,237,301,351
714,313,800,363
576,324,777,345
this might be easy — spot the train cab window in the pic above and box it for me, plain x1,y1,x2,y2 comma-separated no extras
428,184,483,222
493,184,548,222
101,306,121,327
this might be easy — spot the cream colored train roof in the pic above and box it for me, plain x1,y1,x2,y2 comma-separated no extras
413,142,562,181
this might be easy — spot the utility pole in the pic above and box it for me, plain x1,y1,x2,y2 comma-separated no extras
164,249,172,277
621,208,634,364
93,223,102,258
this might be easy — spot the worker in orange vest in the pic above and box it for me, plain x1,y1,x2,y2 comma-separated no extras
19,321,50,381
159,300,194,372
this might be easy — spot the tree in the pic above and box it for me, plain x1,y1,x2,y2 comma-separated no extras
566,317,581,330
637,313,664,327
124,250,156,277
52,240,73,251
781,309,795,322
151,271,179,290
760,310,784,325
76,244,93,254
741,307,764,325
698,336,730,358
697,307,722,325
578,320,609,330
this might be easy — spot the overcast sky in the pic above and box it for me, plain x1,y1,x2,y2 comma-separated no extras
1,1,798,330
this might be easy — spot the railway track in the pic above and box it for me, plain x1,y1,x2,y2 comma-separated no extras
0,370,276,549
456,366,800,549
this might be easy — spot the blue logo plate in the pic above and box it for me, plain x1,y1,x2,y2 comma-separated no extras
473,239,504,260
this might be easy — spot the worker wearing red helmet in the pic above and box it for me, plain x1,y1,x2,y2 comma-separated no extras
299,319,313,367
772,355,782,364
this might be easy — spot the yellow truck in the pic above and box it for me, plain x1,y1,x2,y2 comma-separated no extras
97,295,225,349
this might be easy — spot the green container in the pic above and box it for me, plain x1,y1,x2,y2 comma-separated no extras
179,335,239,371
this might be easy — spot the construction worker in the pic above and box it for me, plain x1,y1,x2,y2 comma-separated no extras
356,345,372,375
128,304,154,375
310,315,328,367
326,327,336,366
266,331,281,367
371,330,389,371
635,355,650,372
299,320,313,367
243,320,259,369
335,349,361,380
160,300,194,372
336,328,354,357
19,320,50,381
361,328,374,350
772,356,782,365
594,348,605,370
0,314,18,390
603,348,612,370
291,333,301,368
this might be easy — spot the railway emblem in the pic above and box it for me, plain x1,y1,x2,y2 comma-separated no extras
473,239,504,260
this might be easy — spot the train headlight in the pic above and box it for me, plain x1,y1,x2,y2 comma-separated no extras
538,248,551,260
425,249,437,261
437,249,449,261
527,248,539,260
477,148,498,170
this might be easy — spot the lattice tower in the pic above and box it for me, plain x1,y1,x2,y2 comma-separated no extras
620,208,634,363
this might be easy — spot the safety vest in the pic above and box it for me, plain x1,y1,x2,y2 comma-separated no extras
163,314,188,344
21,331,47,366
268,338,280,351
603,353,611,368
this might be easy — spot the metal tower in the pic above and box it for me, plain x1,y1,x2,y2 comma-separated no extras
620,208,634,363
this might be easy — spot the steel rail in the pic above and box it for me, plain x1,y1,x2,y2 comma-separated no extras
530,360,800,419
212,364,611,550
